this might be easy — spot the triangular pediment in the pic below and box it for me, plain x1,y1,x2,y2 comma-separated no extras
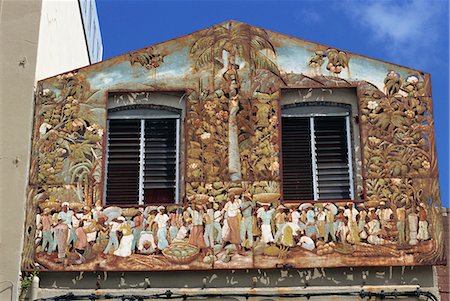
40,20,425,95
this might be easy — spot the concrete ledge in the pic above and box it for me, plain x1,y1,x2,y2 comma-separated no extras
37,285,441,300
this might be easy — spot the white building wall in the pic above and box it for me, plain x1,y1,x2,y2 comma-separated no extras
35,0,91,81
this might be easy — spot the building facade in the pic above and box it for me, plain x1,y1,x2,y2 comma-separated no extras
3,17,446,300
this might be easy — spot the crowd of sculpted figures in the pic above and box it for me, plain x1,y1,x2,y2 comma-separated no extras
35,188,431,266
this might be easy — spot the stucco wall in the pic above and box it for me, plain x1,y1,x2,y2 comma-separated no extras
36,267,439,300
0,1,42,299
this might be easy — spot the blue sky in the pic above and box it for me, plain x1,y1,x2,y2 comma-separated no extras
96,0,449,206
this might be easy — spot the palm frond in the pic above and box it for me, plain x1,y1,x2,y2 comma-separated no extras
69,164,91,183
214,58,224,70
194,48,214,68
251,50,286,84
327,49,338,63
191,25,229,53
208,25,228,37
190,22,284,84
190,36,214,56
338,51,348,67
250,26,271,41
231,23,251,39
251,35,276,52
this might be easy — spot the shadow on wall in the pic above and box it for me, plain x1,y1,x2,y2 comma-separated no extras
39,266,433,289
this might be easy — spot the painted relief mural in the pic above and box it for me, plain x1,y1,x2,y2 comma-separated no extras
22,21,444,272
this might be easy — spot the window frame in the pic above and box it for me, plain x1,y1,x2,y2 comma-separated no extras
279,98,360,204
102,91,186,207
282,111,354,201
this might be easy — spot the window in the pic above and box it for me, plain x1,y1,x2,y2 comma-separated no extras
105,107,181,205
281,104,354,201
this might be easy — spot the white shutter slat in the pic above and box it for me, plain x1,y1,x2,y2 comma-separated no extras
314,116,351,200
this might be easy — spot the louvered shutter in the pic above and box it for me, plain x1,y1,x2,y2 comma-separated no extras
105,119,141,205
282,117,314,201
314,116,351,200
143,119,177,204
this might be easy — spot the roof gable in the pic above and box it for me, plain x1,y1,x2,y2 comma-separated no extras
40,20,426,95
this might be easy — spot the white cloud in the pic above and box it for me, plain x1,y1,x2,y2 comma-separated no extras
299,8,321,23
342,0,447,66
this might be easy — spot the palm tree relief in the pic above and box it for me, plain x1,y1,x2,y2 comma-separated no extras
190,21,285,182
